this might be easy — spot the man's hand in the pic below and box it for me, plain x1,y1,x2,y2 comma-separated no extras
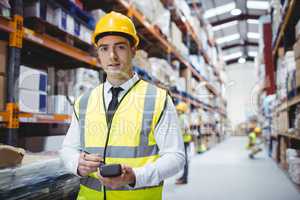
77,152,102,177
97,164,136,189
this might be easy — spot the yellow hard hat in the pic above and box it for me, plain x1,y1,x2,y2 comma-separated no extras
176,102,188,113
254,127,261,133
92,11,139,47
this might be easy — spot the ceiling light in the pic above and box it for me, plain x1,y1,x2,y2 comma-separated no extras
204,2,236,19
216,34,240,44
223,52,243,61
247,1,270,10
248,51,258,57
212,20,238,32
247,19,259,24
238,57,246,64
231,8,241,16
247,32,260,39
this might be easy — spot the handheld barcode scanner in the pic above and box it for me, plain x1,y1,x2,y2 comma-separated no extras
99,163,122,177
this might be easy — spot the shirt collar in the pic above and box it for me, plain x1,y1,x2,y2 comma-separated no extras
104,73,139,94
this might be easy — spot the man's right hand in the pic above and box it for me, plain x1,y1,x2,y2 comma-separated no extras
77,152,103,177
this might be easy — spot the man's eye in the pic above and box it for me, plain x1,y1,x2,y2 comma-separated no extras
117,45,127,50
99,47,108,52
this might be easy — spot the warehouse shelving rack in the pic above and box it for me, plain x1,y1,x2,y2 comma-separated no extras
268,0,300,169
0,0,227,146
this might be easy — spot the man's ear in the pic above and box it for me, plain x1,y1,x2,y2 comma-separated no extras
131,46,136,57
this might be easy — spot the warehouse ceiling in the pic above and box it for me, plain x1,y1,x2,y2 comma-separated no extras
199,0,270,64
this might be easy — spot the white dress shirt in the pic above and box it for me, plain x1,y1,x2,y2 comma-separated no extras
60,73,185,188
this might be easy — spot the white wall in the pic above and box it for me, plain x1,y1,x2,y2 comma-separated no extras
225,62,259,128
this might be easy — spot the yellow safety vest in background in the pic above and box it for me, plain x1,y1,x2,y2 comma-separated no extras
74,80,167,200
179,114,192,143
248,132,256,147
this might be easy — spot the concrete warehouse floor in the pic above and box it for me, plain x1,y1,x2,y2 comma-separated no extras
163,136,300,200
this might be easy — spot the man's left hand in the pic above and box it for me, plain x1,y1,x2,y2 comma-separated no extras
97,164,136,189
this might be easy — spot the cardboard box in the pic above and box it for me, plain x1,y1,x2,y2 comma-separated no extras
66,14,75,35
0,40,7,74
19,65,47,92
171,22,182,46
19,89,47,113
46,2,56,24
0,145,25,168
54,8,68,31
0,75,6,111
47,95,72,115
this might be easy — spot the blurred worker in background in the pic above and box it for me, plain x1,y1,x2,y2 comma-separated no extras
247,127,263,159
60,11,185,200
175,102,192,185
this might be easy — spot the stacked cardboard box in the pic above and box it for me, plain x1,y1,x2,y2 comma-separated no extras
276,57,287,100
47,68,100,115
294,21,300,88
149,57,177,86
47,95,73,115
169,22,189,57
287,148,300,184
283,51,296,93
0,40,7,111
187,77,198,94
174,0,192,25
19,65,47,114
130,0,170,38
189,55,207,77
24,1,93,44
276,111,289,134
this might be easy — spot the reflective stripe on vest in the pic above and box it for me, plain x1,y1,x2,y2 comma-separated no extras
80,176,163,192
84,145,158,158
79,90,92,151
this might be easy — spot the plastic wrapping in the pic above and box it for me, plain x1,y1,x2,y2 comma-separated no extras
0,153,80,199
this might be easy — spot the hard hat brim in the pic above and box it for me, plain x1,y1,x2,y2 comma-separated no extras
93,31,139,48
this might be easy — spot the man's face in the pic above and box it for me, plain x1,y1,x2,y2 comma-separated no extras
97,35,136,80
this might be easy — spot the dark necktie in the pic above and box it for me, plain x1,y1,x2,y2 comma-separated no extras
107,87,123,124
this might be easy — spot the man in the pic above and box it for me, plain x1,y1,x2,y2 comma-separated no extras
247,127,262,159
60,11,185,200
175,102,192,185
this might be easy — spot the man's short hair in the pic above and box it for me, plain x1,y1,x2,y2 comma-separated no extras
95,32,135,47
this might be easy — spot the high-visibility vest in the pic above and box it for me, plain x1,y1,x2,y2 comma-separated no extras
74,79,167,200
248,132,256,146
178,114,192,143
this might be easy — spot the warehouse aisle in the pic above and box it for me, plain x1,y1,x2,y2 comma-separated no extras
163,137,300,200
